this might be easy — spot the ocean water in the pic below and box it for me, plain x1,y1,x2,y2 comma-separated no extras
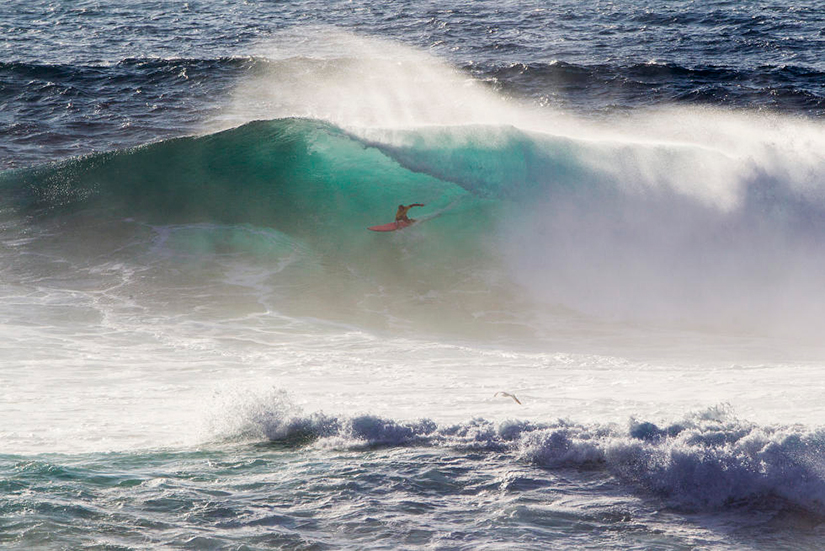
3,1,825,549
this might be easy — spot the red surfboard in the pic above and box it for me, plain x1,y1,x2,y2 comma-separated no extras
368,220,415,232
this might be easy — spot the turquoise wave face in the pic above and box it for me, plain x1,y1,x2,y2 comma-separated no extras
0,118,532,339
2,119,532,270
0,115,744,229
5,115,825,340
2,117,621,228
4,119,459,226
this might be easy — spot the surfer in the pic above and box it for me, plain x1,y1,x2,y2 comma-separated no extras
395,203,425,223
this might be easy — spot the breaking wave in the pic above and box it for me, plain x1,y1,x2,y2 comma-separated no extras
4,110,825,337
214,391,825,516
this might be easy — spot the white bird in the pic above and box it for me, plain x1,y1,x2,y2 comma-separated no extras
495,391,522,405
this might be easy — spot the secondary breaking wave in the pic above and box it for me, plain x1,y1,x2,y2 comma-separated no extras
215,392,825,517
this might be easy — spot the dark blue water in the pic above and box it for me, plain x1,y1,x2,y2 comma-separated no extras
3,0,824,168
3,1,825,549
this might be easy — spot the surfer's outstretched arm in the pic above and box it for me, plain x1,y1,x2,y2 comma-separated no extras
395,203,425,222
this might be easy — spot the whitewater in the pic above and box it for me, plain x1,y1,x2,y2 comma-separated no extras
3,2,825,549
